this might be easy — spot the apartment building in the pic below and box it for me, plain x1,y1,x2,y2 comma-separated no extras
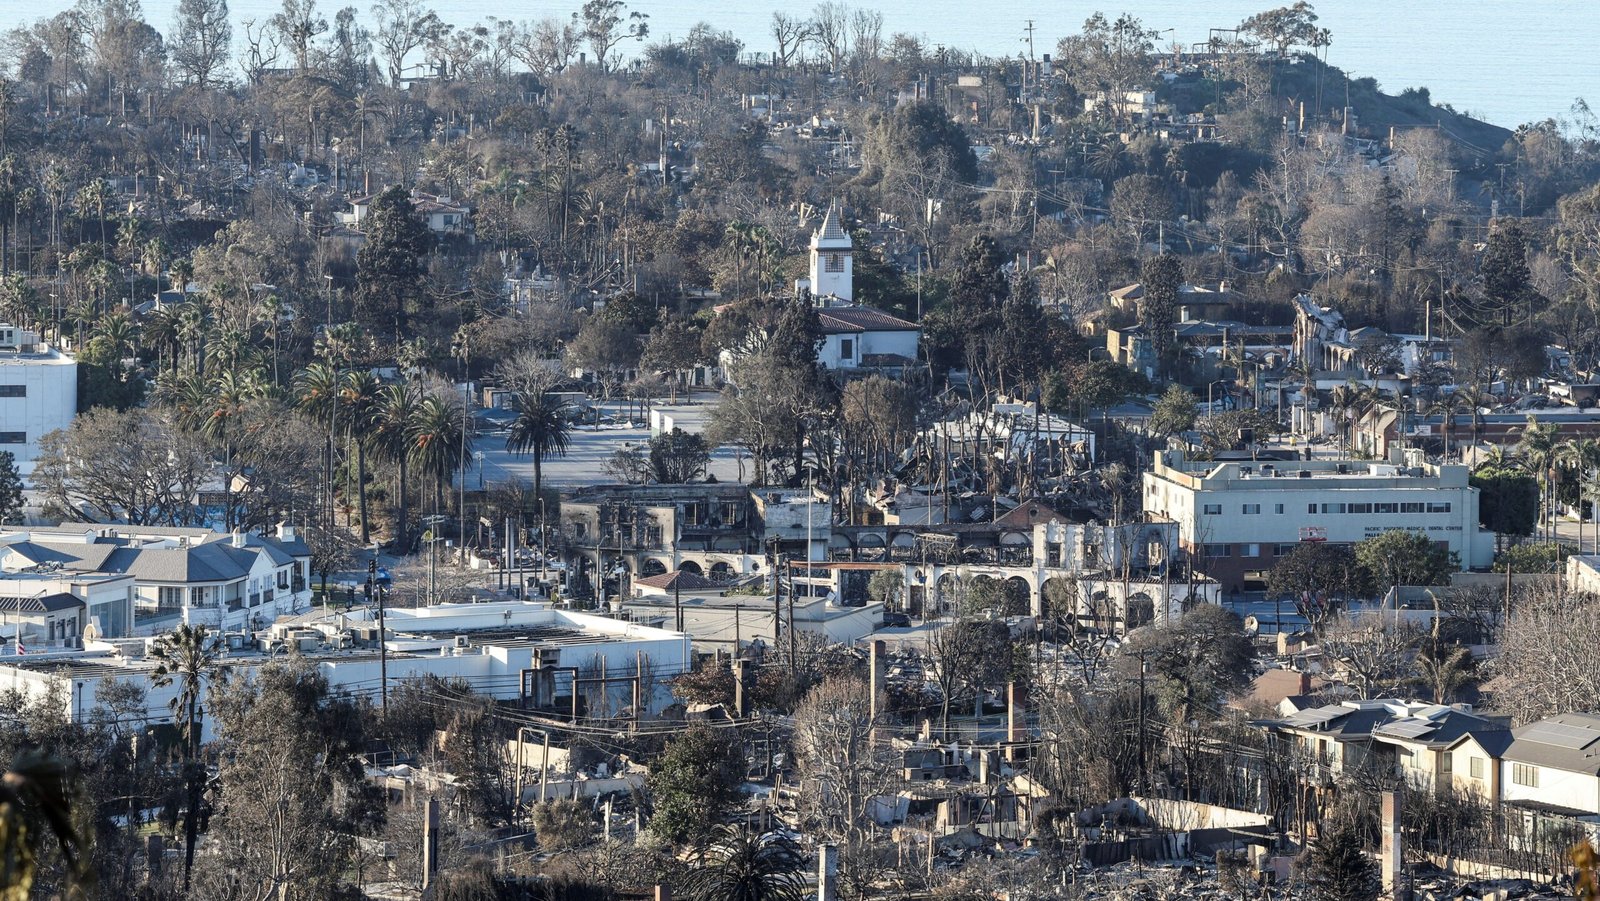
1142,448,1495,593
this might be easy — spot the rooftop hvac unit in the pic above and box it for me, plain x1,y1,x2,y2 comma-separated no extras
1297,470,1312,478
454,635,470,648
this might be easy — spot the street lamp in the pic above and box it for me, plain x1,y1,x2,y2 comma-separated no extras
474,450,485,489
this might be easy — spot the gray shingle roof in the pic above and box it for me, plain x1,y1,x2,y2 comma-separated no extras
1503,713,1600,775
0,593,85,613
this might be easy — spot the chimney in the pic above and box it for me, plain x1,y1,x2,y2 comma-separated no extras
1006,682,1026,759
1381,791,1406,900
231,529,246,548
1298,671,1312,695
818,844,839,901
868,640,886,727
422,797,441,889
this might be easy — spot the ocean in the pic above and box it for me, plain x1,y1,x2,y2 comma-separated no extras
8,0,1599,129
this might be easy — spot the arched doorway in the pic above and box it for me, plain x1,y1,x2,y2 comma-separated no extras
641,558,668,577
1125,592,1156,629
677,560,704,575
1001,577,1032,616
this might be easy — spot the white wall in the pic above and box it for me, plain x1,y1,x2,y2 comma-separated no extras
1500,760,1600,815
0,352,77,479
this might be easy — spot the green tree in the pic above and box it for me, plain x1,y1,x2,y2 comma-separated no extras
867,570,903,608
683,827,808,901
573,0,648,72
1149,384,1198,438
504,390,572,500
863,100,978,183
1480,220,1534,327
0,450,22,524
649,428,709,484
1355,530,1455,590
1139,254,1182,377
1238,2,1320,54
149,624,223,886
1471,466,1538,539
641,316,705,402
1265,542,1374,630
1125,605,1255,722
354,186,431,338
1302,823,1379,901
202,659,382,898
647,724,745,847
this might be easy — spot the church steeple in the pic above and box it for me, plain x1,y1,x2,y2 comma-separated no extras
808,202,853,303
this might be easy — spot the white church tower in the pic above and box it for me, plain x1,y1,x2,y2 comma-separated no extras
807,203,853,303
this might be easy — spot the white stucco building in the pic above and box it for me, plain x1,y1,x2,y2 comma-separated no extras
1143,448,1496,593
0,323,77,480
791,204,922,373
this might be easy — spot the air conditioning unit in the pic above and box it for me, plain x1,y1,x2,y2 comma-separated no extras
454,634,470,648
1297,470,1312,478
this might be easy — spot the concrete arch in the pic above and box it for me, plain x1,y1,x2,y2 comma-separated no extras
641,558,669,577
677,560,704,575
709,561,734,580
1001,577,1031,616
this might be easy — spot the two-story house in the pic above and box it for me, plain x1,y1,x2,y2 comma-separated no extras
0,523,311,634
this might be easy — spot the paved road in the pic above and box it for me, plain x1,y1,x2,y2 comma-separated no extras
465,390,750,491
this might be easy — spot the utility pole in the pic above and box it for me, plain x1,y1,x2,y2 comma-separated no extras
1136,648,1147,796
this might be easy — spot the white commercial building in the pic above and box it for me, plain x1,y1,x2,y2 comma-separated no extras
0,600,690,740
1142,448,1495,593
0,323,76,480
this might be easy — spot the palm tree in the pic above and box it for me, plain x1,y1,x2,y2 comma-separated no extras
1328,384,1366,451
683,828,808,901
372,383,422,550
1517,417,1560,540
1558,437,1600,552
1414,640,1475,705
408,394,466,514
340,369,382,544
504,390,572,501
295,363,343,528
149,624,223,887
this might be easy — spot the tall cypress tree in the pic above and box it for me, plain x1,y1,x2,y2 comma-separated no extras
1140,253,1183,380
354,186,432,339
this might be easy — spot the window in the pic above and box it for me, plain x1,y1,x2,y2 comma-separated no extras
1275,543,1299,557
1275,504,1285,514
1470,756,1484,779
158,586,184,609
1203,503,1222,515
0,432,22,444
839,338,855,359
1242,543,1261,557
1441,752,1453,774
1375,502,1398,514
1203,544,1231,558
1401,502,1424,513
825,253,845,273
1308,503,1319,514
1242,504,1261,515
1321,503,1346,514
0,385,23,397
1428,502,1452,513
1512,762,1539,787
1347,503,1373,514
